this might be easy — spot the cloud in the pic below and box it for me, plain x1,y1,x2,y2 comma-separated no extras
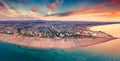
55,0,64,7
44,2,120,22
47,3,58,15
47,10,55,15
110,0,120,6
46,2,120,17
23,0,28,4
0,0,119,22
31,6,39,12
0,1,8,12
49,3,57,10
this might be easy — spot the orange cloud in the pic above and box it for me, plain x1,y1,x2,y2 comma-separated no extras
0,0,119,22
44,3,120,22
48,2,120,17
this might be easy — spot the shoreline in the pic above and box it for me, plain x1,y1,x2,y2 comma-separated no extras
0,32,116,49
78,24,120,55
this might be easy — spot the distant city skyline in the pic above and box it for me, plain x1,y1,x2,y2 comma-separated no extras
0,0,120,22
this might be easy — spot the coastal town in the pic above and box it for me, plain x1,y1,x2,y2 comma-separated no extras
0,21,116,49
0,21,113,39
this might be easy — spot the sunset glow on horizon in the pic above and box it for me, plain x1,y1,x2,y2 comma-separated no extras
0,0,120,22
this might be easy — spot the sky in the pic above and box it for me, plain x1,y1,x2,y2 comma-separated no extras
0,0,120,22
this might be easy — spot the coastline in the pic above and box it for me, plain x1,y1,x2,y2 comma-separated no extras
0,28,116,49
78,24,120,55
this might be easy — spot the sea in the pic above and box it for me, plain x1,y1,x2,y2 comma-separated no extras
0,24,120,61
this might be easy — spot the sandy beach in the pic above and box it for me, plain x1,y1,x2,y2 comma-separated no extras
0,26,116,49
0,23,119,50
78,24,120,55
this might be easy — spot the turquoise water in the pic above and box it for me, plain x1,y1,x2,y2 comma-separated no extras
0,42,120,61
